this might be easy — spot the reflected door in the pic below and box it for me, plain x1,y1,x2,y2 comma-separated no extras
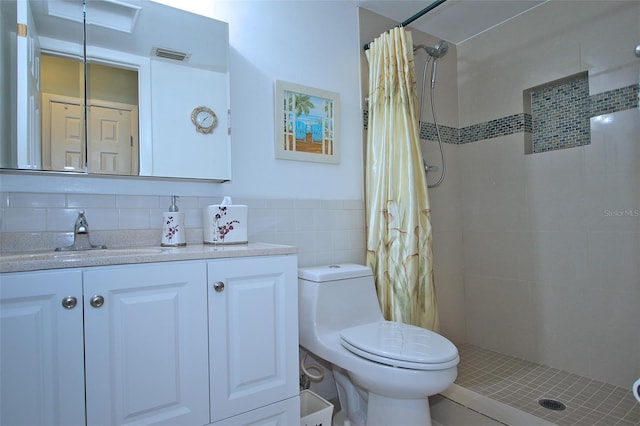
87,106,134,175
50,101,84,171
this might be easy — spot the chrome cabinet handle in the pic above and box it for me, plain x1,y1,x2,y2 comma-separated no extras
90,295,105,308
213,281,225,292
61,296,78,309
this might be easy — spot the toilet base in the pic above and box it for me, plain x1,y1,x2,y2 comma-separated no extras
366,393,431,426
332,367,434,426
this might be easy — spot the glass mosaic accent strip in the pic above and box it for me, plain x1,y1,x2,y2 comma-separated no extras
419,121,458,144
590,83,639,116
362,82,638,149
458,114,529,145
530,74,591,153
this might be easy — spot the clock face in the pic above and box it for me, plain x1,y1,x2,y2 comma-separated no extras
191,107,217,134
197,111,214,127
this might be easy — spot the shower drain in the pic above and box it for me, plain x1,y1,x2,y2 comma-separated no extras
538,398,566,411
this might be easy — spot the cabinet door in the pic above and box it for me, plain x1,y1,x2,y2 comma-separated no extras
211,395,300,426
0,269,85,426
83,261,209,426
208,255,299,422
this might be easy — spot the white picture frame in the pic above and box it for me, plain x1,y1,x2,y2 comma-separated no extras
274,80,339,164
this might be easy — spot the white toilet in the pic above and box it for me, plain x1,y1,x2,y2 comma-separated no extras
298,263,459,426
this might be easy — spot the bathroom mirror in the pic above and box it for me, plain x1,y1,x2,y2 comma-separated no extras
1,0,231,181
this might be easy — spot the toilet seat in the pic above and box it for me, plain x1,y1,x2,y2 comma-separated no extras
340,321,459,370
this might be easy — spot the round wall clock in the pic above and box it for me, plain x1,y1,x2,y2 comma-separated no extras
191,106,218,134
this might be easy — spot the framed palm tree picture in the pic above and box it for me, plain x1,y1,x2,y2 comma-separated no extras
274,80,339,164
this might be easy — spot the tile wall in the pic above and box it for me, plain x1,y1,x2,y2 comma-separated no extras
366,0,640,390
454,0,639,389
0,193,366,268
416,81,639,149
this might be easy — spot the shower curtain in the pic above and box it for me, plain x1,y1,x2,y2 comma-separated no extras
365,27,439,331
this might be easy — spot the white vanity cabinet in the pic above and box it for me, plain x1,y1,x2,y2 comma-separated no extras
208,255,300,424
1,249,300,426
0,269,86,426
0,262,209,426
82,261,209,426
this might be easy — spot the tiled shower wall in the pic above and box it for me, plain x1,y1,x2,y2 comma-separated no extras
0,192,366,267
454,0,639,390
364,0,640,391
416,81,638,148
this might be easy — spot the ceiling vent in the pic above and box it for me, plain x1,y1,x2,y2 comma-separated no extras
152,47,190,62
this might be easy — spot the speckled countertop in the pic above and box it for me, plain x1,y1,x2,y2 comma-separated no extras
0,243,297,273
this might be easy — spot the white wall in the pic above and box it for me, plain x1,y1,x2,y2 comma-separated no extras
1,1,367,268
2,0,364,201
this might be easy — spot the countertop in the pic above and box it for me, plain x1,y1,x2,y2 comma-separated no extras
0,242,297,273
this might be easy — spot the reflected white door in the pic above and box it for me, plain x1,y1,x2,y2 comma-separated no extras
87,105,133,175
50,101,84,171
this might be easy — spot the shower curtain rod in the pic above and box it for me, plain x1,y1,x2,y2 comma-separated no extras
363,0,448,50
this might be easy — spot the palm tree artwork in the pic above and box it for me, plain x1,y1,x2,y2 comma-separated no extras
282,89,334,156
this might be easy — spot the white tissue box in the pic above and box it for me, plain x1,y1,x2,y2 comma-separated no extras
203,204,248,244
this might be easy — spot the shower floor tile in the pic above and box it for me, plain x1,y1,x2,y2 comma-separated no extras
454,344,640,426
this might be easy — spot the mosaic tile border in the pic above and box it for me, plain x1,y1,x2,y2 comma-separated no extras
590,84,639,116
419,121,458,144
530,74,592,153
363,83,638,147
458,114,530,145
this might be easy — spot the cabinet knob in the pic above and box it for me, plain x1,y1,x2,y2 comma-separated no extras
213,281,225,292
90,295,105,308
61,296,78,309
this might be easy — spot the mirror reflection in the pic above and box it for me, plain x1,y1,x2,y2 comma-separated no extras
42,54,139,175
2,0,231,181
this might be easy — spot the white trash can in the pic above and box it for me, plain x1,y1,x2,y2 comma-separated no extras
300,389,333,426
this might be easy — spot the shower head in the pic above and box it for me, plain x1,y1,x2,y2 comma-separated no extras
415,40,449,59
428,40,449,58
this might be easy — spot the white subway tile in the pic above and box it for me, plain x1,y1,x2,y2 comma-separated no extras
10,192,65,208
4,208,46,231
118,208,151,229
0,193,9,208
294,199,322,209
116,195,160,209
84,209,119,230
46,208,85,232
66,193,116,208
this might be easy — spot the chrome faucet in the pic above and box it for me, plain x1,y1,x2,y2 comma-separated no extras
55,210,107,251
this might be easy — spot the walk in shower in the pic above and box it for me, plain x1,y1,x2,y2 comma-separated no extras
360,0,639,424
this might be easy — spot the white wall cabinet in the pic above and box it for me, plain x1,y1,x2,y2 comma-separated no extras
0,254,299,426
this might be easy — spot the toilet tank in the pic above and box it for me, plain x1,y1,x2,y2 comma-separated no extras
298,264,384,343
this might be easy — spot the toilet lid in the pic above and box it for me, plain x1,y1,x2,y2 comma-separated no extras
340,321,459,370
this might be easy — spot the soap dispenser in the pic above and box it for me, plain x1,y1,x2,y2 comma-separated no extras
161,196,186,247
